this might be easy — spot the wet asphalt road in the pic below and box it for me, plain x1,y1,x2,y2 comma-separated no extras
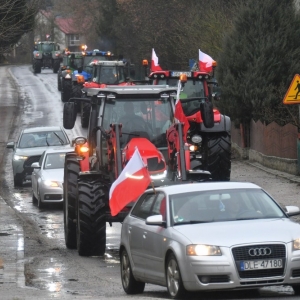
0,64,300,299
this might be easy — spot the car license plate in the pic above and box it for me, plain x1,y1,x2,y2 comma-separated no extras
240,259,282,271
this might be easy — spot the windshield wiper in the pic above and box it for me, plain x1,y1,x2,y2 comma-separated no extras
174,220,212,226
53,132,64,145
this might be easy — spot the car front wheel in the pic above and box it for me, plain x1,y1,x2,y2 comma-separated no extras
166,253,187,299
13,174,23,187
120,248,145,294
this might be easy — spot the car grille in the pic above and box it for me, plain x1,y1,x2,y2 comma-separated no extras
23,156,41,173
232,244,286,279
292,269,300,278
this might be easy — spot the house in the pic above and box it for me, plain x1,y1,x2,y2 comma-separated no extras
35,10,87,52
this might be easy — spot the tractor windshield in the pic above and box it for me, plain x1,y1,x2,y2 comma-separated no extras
97,66,126,84
40,43,55,52
102,98,173,149
156,78,205,99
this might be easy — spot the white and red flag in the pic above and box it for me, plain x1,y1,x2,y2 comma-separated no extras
174,80,190,137
151,48,163,71
198,49,215,73
109,148,151,216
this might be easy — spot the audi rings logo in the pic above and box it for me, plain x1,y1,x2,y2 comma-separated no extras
248,247,272,256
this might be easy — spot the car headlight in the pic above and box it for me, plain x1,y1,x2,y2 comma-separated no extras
13,155,28,161
186,244,222,256
293,238,300,250
44,180,59,187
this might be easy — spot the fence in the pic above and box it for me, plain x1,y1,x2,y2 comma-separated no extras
232,120,299,175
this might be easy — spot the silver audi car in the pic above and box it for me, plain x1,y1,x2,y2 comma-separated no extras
31,147,73,208
120,182,300,298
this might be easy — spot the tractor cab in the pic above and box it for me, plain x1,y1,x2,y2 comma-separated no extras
84,61,130,87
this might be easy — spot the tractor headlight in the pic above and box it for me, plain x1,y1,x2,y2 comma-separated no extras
191,135,202,144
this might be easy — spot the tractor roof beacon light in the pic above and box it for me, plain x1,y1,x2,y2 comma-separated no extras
179,73,188,84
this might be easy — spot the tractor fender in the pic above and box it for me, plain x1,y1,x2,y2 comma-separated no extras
199,115,231,133
61,70,69,77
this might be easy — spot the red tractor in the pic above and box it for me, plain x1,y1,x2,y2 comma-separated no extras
149,67,231,181
62,85,176,256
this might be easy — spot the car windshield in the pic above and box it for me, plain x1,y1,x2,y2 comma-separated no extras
169,188,286,225
18,131,68,148
102,97,174,149
44,153,66,169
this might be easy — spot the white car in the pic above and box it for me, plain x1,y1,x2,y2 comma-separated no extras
120,182,300,298
6,126,70,186
31,147,73,208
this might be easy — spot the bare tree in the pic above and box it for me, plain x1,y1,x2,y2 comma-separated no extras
0,0,40,57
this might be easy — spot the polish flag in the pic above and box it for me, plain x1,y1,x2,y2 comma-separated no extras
174,79,190,137
109,148,151,216
151,48,163,71
199,49,215,73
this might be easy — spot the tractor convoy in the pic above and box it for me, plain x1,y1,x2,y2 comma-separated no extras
29,44,233,255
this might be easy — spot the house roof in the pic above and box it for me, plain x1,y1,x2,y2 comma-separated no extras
40,10,89,35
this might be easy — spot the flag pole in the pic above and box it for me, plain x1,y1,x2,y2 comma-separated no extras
151,180,156,194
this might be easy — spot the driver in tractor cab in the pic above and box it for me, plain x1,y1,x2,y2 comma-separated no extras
119,102,151,145
101,67,117,84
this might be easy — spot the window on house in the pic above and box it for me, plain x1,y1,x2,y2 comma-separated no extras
69,34,80,45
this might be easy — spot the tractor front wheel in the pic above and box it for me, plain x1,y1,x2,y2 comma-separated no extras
77,176,106,256
81,102,91,128
64,154,80,249
53,60,60,73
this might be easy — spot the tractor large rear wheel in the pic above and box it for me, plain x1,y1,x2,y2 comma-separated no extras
205,132,231,181
77,176,106,256
61,79,72,102
72,84,82,113
33,59,41,74
81,102,91,128
64,154,80,249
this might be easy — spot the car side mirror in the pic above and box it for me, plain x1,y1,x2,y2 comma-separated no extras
285,205,300,216
31,162,40,169
146,215,165,226
6,141,14,149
